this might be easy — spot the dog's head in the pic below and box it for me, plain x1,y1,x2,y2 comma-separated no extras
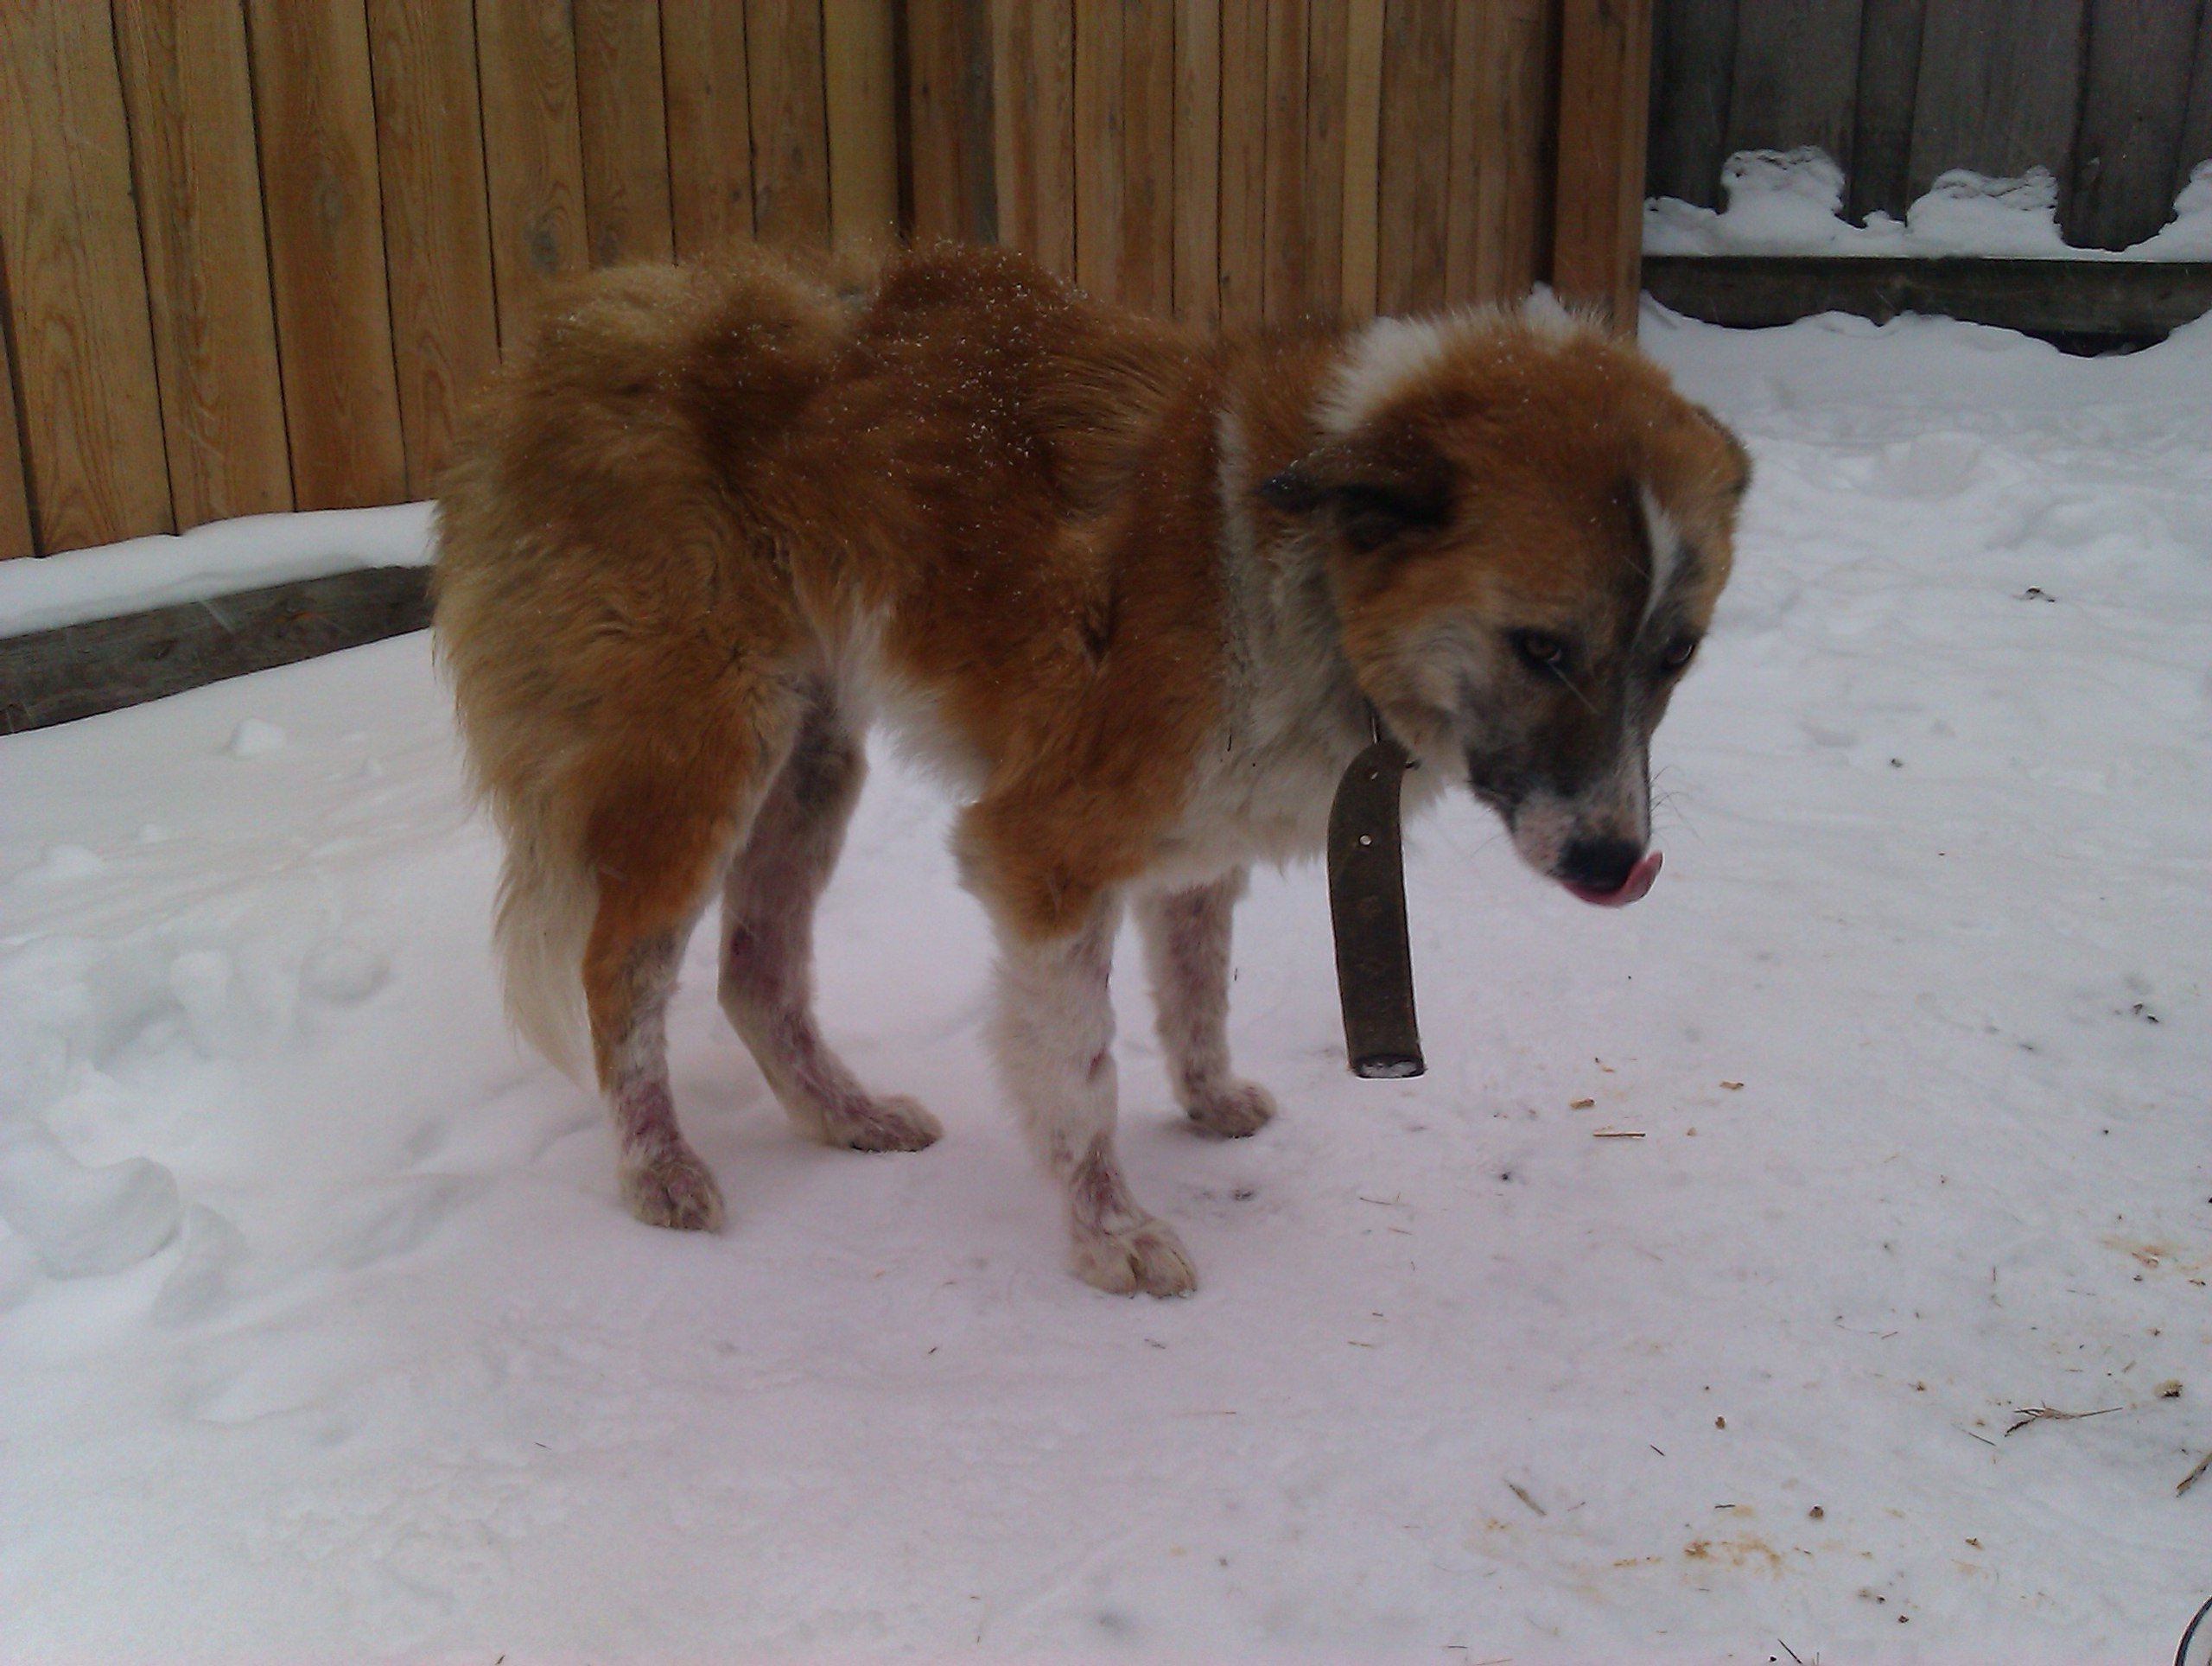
1262,308,1750,906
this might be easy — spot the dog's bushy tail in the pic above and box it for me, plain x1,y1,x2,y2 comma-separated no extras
487,799,596,1084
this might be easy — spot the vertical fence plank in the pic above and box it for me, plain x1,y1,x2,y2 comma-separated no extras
1645,0,1736,208
907,0,994,242
1217,0,1268,324
747,0,834,248
248,0,407,510
0,0,172,552
2066,0,2204,250
2181,10,2212,194
1725,0,1864,170
1124,0,1177,315
991,0,1076,277
1340,0,1382,321
1489,0,1558,302
1259,0,1307,323
1173,0,1222,323
0,322,31,557
825,0,899,263
575,0,676,266
1847,0,1926,222
1554,0,1651,328
1451,0,1557,305
1300,0,1348,322
663,0,754,257
1074,1,1126,300
1907,0,2088,209
476,0,590,339
1443,0,1487,307
368,0,500,495
114,0,291,531
1377,0,1452,315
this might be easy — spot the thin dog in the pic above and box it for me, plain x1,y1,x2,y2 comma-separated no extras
433,242,1748,1296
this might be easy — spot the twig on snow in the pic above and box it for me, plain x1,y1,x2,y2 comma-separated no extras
2005,1402,2121,1435
1506,1481,1548,1517
2177,1448,2212,1497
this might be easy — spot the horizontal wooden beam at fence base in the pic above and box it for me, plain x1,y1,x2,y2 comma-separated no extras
0,567,431,734
1641,255,2212,351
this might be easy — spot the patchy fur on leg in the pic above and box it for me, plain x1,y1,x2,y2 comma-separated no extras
615,1080,726,1230
719,696,941,1153
988,899,1196,1296
1137,870,1276,1138
599,928,726,1231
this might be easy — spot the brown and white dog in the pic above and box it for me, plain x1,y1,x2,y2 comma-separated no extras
433,242,1748,1296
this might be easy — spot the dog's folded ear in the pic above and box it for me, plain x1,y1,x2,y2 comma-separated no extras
1259,435,1456,553
1691,403,1754,500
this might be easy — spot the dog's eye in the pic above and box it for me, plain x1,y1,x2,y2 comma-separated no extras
1511,631,1567,673
1660,635,1700,672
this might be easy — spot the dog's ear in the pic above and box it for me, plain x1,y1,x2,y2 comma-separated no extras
1259,434,1455,553
1690,404,1754,501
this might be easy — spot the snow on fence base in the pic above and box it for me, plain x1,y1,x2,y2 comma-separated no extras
0,566,429,734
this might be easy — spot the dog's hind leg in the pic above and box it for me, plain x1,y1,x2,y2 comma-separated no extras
582,731,779,1233
988,896,1197,1296
1136,868,1277,1138
718,693,942,1153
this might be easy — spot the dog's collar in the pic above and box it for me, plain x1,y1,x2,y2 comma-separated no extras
1328,706,1423,1078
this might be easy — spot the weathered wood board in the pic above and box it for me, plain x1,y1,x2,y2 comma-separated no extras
0,567,432,734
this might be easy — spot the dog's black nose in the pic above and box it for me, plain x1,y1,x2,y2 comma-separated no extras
1560,837,1643,893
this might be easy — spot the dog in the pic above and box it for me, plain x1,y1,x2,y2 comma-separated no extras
433,241,1749,1296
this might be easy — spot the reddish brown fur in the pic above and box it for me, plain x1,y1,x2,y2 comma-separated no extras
433,240,1746,1290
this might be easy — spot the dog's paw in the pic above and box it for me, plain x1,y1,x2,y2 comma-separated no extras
620,1141,726,1232
824,1094,944,1154
1072,1216,1198,1297
1185,1078,1277,1139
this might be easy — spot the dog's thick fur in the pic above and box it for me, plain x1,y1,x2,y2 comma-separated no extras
434,242,1748,1295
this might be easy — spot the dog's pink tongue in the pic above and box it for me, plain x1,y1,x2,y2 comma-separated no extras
1564,849,1662,907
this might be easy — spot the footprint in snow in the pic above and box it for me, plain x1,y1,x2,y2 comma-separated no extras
225,718,287,758
152,1205,249,1326
301,938,390,1006
324,1174,487,1272
0,1125,182,1278
13,845,109,887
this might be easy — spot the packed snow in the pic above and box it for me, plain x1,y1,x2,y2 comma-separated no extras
1647,146,2212,261
3,304,2209,1663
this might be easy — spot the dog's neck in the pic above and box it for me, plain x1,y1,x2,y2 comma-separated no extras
1212,407,1375,786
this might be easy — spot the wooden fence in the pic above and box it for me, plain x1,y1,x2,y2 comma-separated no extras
1649,0,2212,246
0,0,1649,563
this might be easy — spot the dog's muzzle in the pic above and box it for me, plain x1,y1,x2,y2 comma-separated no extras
1560,846,1662,906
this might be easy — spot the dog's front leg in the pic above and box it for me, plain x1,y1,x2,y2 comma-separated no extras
1137,868,1277,1137
989,896,1197,1296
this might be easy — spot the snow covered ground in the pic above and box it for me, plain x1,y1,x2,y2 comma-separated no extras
3,304,2209,1663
